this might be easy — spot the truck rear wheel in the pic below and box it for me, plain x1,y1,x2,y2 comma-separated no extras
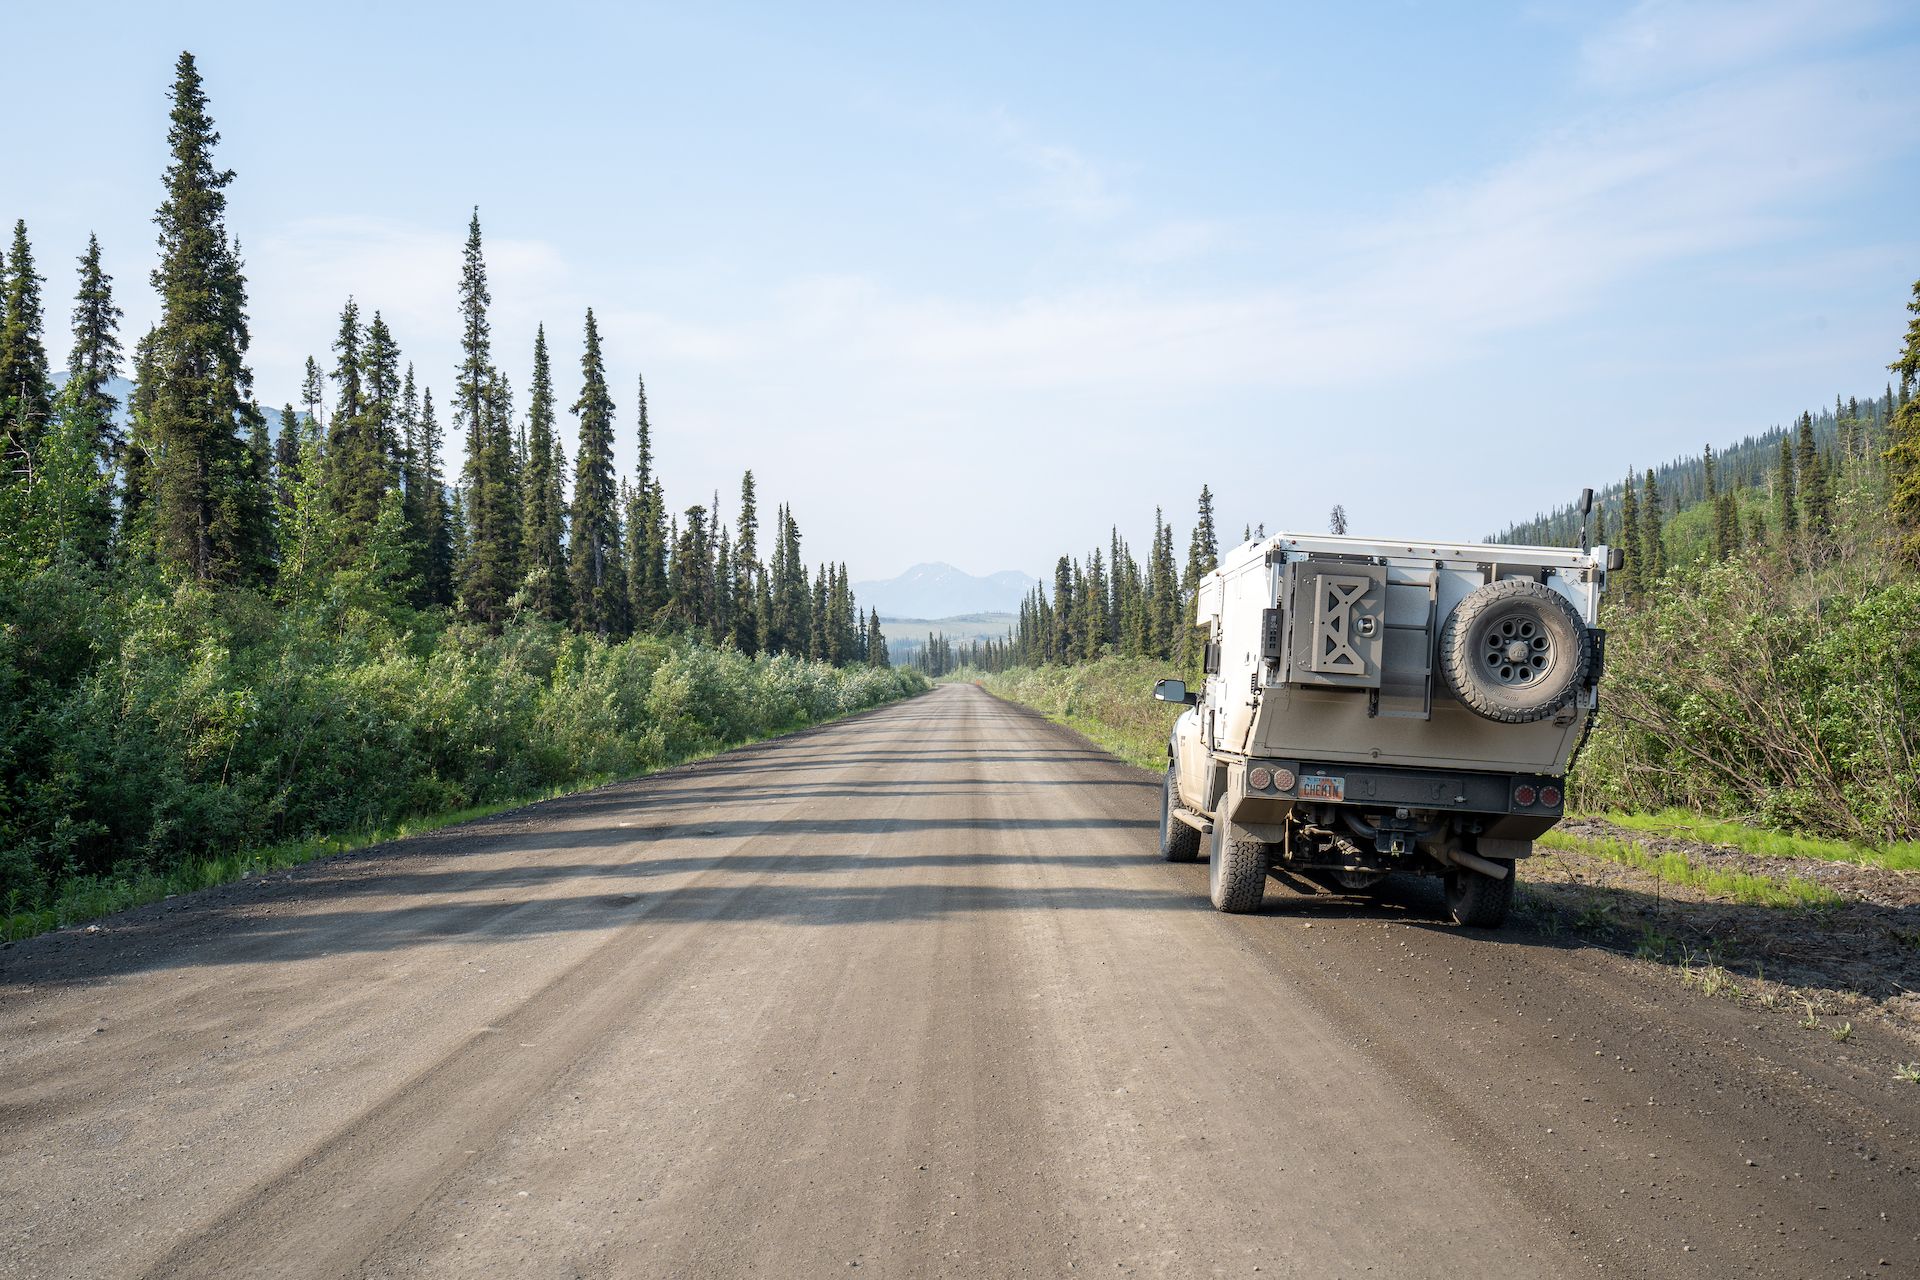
1445,860,1515,928
1159,765,1201,863
1208,817,1269,913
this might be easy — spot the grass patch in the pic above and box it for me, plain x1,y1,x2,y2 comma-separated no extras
972,659,1184,772
1595,809,1920,871
1538,829,1844,909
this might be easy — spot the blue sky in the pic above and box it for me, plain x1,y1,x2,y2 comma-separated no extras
8,0,1918,580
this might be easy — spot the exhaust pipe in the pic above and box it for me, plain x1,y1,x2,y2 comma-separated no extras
1448,848,1509,880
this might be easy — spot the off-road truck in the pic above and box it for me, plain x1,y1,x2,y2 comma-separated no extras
1154,520,1617,927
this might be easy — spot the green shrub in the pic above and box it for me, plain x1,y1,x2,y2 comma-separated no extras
0,568,927,920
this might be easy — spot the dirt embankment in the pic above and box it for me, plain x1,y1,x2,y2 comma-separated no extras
1524,816,1920,1039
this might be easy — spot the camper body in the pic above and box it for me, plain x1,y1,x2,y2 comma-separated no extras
1156,531,1612,926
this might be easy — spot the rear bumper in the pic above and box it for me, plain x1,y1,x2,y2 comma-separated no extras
1224,757,1563,841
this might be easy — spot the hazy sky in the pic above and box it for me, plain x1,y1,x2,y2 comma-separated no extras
8,1,1918,581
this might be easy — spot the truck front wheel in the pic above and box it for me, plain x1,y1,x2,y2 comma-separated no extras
1208,818,1270,913
1160,765,1202,862
1445,861,1515,928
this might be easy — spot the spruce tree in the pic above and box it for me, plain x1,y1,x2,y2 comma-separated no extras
567,309,624,634
808,563,829,659
1640,469,1664,581
362,310,401,467
730,469,760,652
415,386,454,606
325,297,389,542
453,210,516,623
1775,436,1797,541
301,355,324,432
1180,486,1218,665
1796,411,1827,537
624,373,668,624
1886,276,1920,564
1618,471,1641,600
520,325,568,620
1051,555,1074,663
58,232,123,559
144,53,270,584
63,233,123,467
274,404,302,508
0,220,54,470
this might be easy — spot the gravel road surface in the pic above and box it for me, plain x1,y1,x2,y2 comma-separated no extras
3,683,1916,1277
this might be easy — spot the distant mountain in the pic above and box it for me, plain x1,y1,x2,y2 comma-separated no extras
853,562,1037,620
49,373,137,430
51,372,307,431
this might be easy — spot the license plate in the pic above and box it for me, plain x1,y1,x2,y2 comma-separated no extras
1298,774,1345,801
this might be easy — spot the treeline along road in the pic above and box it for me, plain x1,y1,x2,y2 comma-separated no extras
2,684,1916,1277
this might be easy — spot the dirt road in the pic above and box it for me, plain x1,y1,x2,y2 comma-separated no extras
3,683,1916,1278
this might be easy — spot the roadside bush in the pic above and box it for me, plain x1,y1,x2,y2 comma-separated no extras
0,570,927,915
1581,559,1920,841
981,657,1184,769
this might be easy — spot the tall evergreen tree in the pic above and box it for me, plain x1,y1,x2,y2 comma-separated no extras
415,386,454,606
730,469,761,652
273,404,301,508
1179,485,1218,664
520,324,568,620
567,309,624,634
57,232,124,559
63,233,123,470
453,210,517,623
362,310,401,468
0,220,54,470
143,53,271,583
1618,471,1641,600
324,297,389,542
301,355,324,432
867,607,889,668
1640,469,1664,581
1795,411,1828,537
1774,436,1797,541
624,372,668,624
1886,276,1920,565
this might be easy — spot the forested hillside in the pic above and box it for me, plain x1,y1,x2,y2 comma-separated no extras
1490,291,1920,841
0,54,919,932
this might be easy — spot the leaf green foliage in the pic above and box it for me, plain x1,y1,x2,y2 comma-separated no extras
1577,557,1920,842
977,657,1186,771
1597,809,1920,871
0,568,926,933
1534,830,1842,909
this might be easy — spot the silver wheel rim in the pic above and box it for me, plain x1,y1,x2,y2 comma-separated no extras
1479,608,1556,687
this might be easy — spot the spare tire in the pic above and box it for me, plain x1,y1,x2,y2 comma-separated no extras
1439,579,1591,724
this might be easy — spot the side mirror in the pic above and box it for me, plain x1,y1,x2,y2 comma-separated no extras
1606,547,1625,571
1153,678,1198,705
1579,487,1595,518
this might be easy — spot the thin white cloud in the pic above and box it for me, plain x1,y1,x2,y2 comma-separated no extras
991,111,1128,223
1579,0,1889,89
753,50,1912,397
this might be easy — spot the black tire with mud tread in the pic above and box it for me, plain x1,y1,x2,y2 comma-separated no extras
1445,861,1515,928
1438,579,1592,724
1159,765,1202,863
1208,816,1270,913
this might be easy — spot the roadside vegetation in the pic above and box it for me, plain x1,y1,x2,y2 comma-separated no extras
962,658,1181,770
0,53,920,941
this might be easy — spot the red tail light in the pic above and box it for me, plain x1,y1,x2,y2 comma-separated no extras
1540,785,1562,808
1513,785,1538,807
